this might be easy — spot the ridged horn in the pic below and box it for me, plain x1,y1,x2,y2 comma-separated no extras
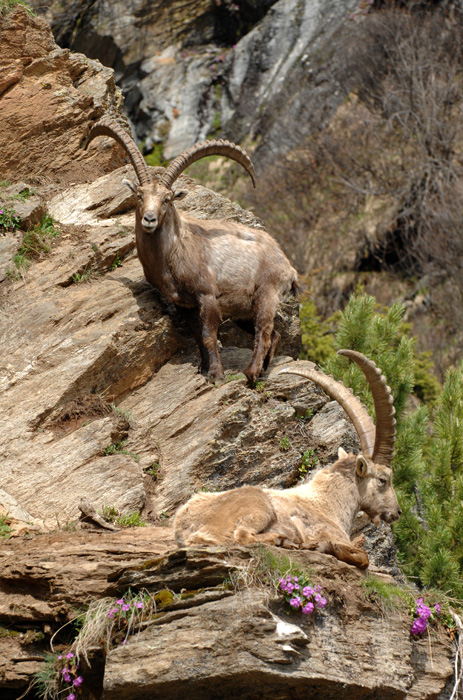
85,116,151,187
338,349,396,466
279,350,396,466
161,139,256,189
279,362,376,457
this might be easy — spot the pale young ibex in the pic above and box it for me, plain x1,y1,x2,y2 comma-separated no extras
86,117,298,384
174,350,401,569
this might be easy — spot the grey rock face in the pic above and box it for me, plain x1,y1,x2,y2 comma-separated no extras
30,0,358,162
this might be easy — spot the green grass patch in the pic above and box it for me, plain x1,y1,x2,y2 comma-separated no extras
144,143,169,168
9,214,60,276
104,439,139,462
101,505,146,528
0,0,35,16
0,515,12,539
71,266,95,284
361,575,414,610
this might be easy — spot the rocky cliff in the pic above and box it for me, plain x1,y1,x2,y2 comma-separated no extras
29,0,358,162
0,6,458,700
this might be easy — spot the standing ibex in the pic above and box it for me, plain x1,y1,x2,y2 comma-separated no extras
86,117,298,384
174,350,400,569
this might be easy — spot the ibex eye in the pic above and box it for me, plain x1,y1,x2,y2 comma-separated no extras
379,477,387,486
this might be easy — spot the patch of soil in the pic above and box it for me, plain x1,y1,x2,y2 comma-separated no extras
47,394,112,434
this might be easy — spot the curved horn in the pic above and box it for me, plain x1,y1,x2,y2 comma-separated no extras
279,362,376,457
85,116,151,187
337,349,396,466
161,139,256,189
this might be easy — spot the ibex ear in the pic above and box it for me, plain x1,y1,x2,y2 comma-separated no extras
122,178,138,193
355,455,370,478
173,189,188,201
338,447,349,460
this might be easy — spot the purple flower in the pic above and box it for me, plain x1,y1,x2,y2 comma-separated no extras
58,655,63,660
136,602,144,609
73,676,84,688
122,604,130,612
302,586,313,597
302,601,314,614
411,616,428,635
63,673,72,683
66,653,74,659
416,602,431,620
286,575,292,581
317,597,327,609
62,667,69,676
286,583,294,594
289,596,301,608
0,210,3,215
116,598,124,605
293,583,300,590
435,604,441,615
108,610,115,618
67,694,76,700
293,577,298,582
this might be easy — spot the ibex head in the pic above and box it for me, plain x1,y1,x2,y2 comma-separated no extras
280,349,401,526
85,117,256,235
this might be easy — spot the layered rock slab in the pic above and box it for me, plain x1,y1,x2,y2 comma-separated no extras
0,6,126,184
0,532,455,700
0,162,304,526
105,546,452,700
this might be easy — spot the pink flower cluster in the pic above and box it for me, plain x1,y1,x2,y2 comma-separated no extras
57,652,83,699
410,598,441,635
278,575,327,615
108,597,144,619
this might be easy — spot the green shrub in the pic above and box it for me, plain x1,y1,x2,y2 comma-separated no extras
328,292,463,600
299,297,336,365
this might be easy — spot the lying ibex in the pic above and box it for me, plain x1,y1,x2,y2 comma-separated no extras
86,117,298,384
174,350,400,569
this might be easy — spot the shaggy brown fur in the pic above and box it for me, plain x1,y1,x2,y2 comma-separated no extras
131,183,298,384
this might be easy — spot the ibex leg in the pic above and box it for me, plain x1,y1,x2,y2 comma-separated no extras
245,289,279,384
198,294,224,381
327,541,369,569
263,329,280,371
176,306,210,375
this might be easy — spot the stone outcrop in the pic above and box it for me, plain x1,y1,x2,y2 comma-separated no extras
29,0,359,162
0,532,455,700
1,158,305,529
0,6,126,184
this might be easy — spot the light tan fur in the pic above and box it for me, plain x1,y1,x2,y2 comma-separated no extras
174,450,401,569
